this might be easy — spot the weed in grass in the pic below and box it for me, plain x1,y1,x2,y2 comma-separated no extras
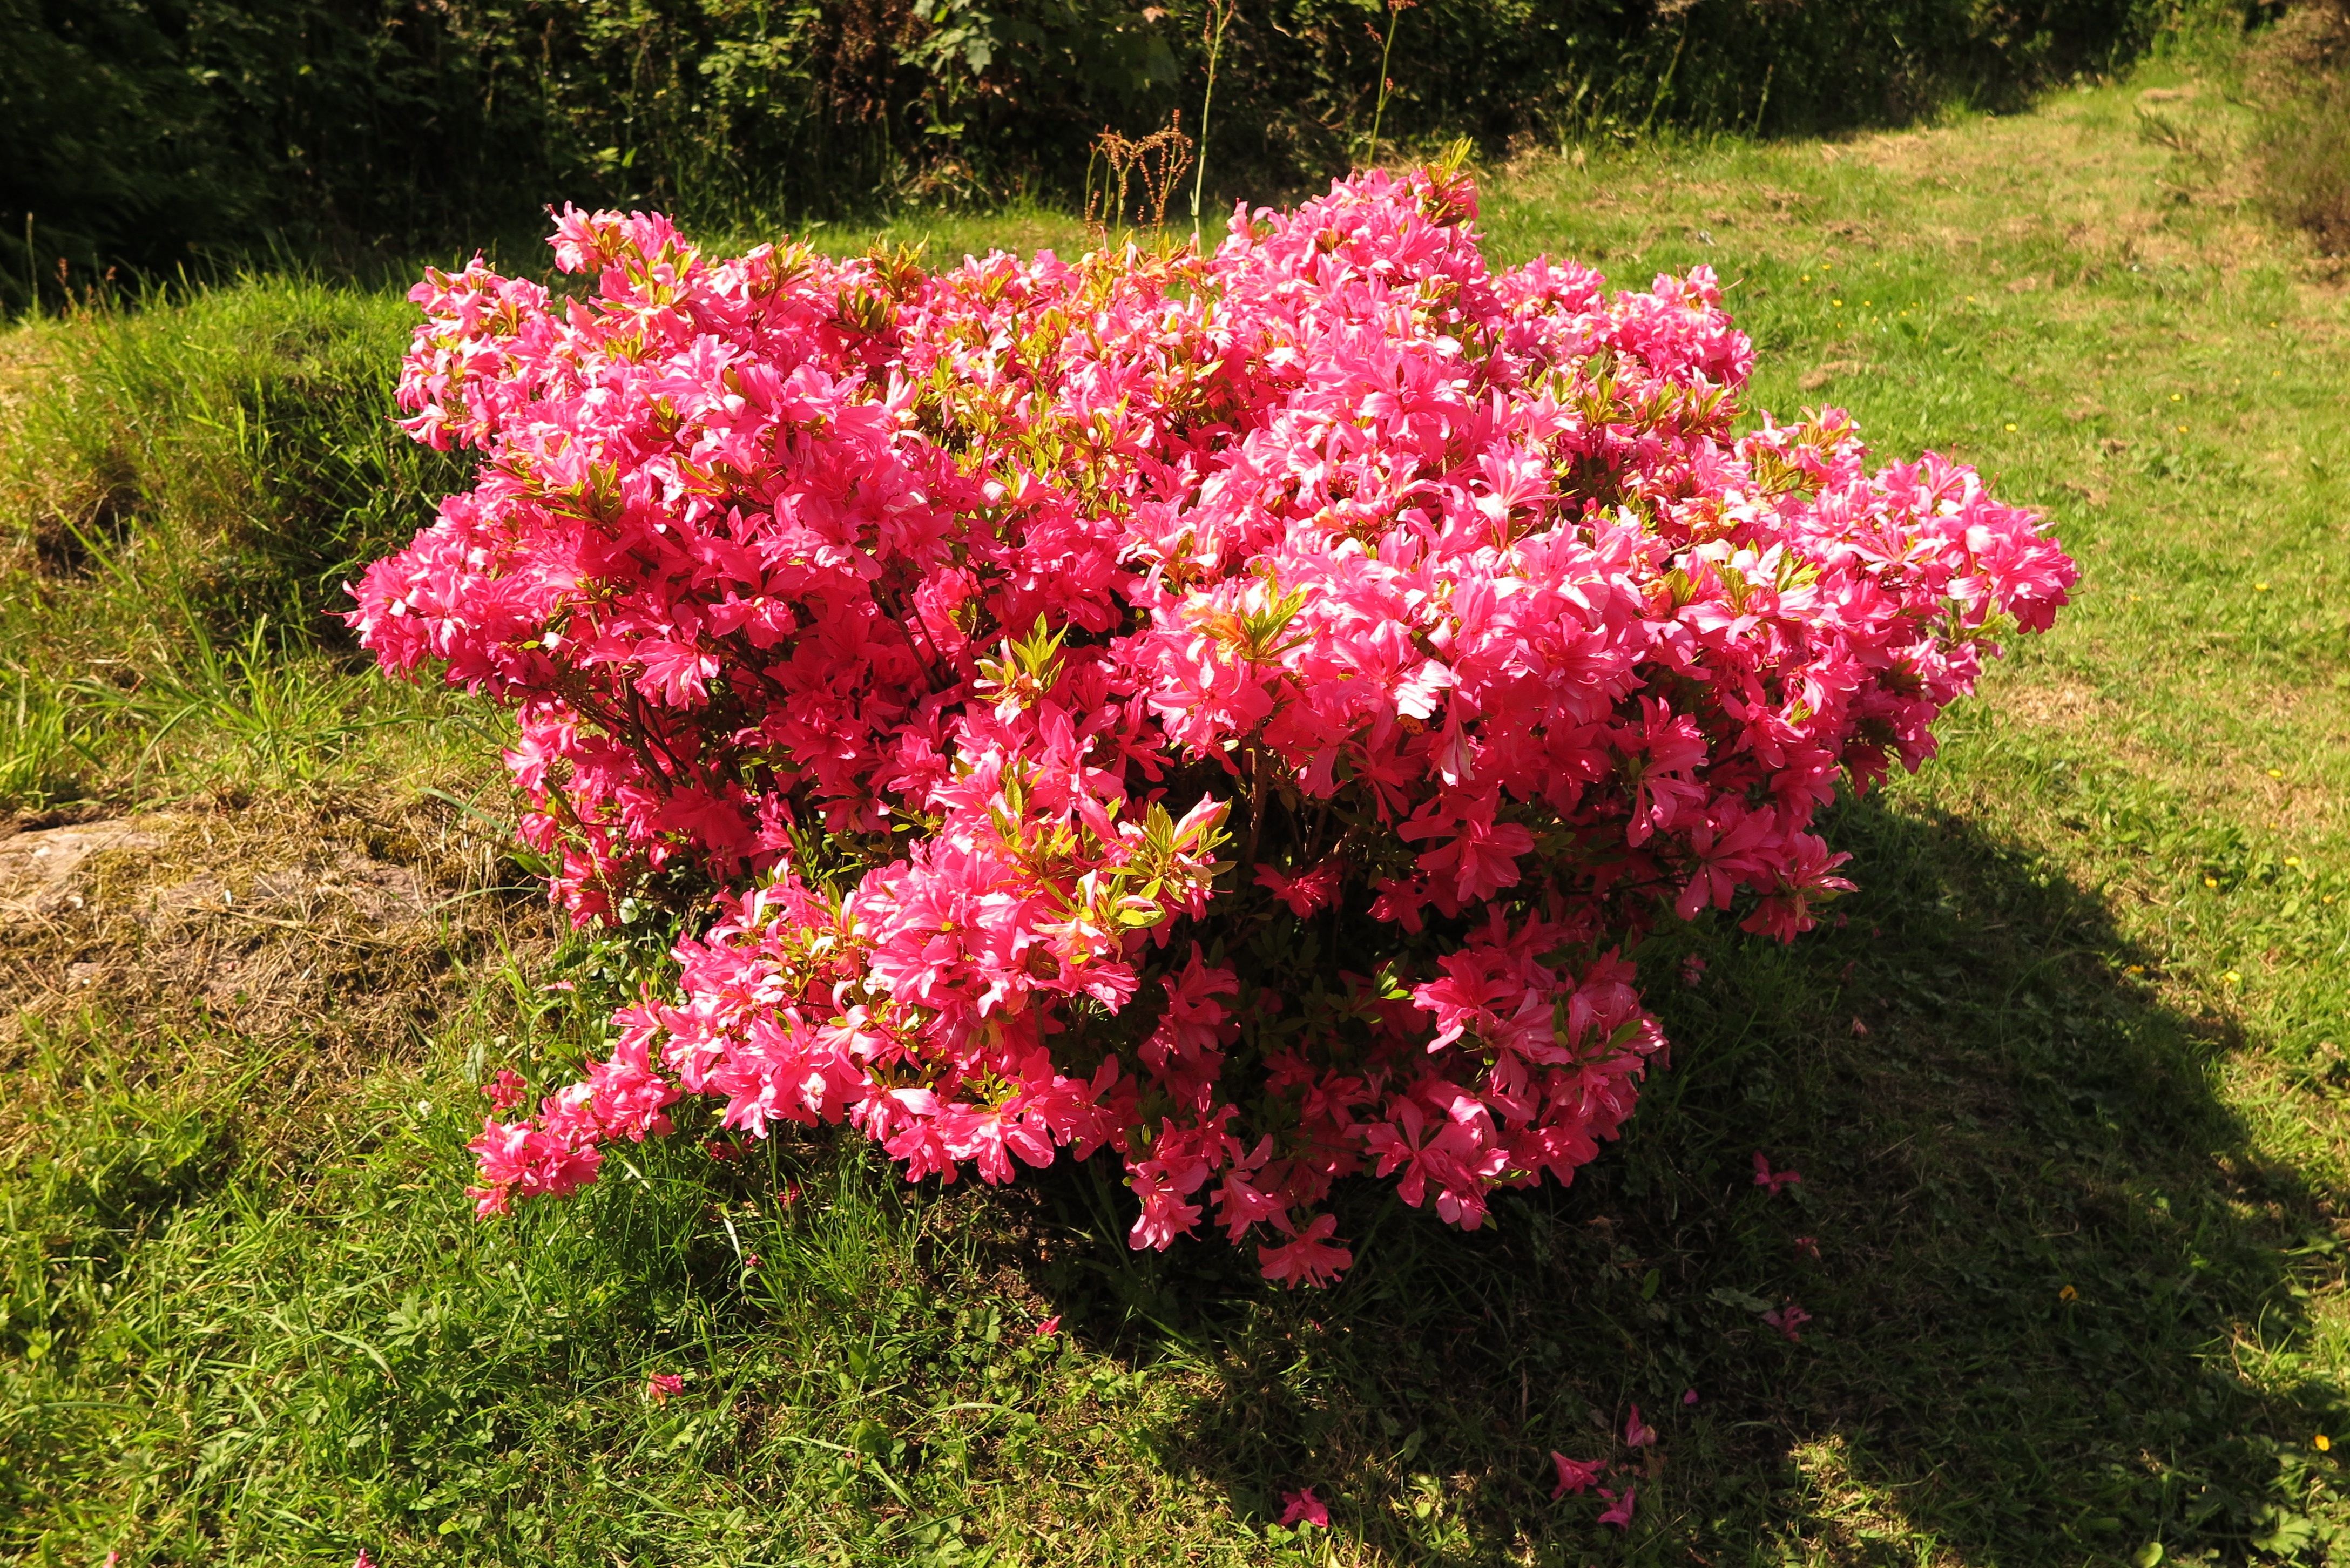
98,606,375,788
0,672,85,811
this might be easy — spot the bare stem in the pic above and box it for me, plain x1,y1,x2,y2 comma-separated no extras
1189,0,1234,244
1241,743,1268,870
1362,3,1404,169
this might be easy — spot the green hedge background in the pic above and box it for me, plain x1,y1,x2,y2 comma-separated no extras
0,0,2240,306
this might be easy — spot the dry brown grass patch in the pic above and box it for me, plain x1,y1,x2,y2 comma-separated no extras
0,787,551,1161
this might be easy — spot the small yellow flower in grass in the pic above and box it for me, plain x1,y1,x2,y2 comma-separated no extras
2177,424,2189,433
2224,970,2243,986
2286,856,2301,867
2005,423,2018,432
2268,768,2284,778
2125,964,2146,975
1832,299,1843,307
2059,1285,2078,1301
2205,876,2220,888
2254,582,2271,592
2320,1434,2334,1452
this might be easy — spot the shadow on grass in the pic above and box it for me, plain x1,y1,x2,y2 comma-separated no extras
1033,792,2348,1565
8,787,2338,1564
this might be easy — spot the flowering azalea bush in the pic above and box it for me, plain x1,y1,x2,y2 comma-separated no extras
350,160,2074,1285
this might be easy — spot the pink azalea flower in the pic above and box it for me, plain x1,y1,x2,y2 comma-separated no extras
1763,1303,1813,1343
1794,1235,1820,1261
1549,1452,1606,1497
1597,1484,1636,1529
647,1373,684,1403
1682,1388,1698,1405
1279,1487,1330,1528
352,1553,377,1568
1623,1404,1657,1448
1254,860,1344,917
483,1069,526,1112
1035,1314,1062,1336
1258,1214,1354,1289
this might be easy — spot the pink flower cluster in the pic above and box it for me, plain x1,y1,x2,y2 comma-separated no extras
350,161,2072,1283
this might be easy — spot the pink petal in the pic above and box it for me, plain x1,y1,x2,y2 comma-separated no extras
1549,1451,1606,1498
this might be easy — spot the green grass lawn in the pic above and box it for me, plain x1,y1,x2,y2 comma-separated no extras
5,50,2350,1568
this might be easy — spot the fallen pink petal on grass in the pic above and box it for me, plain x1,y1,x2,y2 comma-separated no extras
1752,1151,1802,1195
646,1372,683,1403
1549,1452,1606,1497
1762,1303,1813,1342
1279,1487,1330,1528
1794,1235,1820,1260
1597,1484,1637,1529
1623,1404,1657,1447
1034,1314,1062,1336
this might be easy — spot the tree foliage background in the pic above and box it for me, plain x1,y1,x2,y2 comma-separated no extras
0,0,2219,308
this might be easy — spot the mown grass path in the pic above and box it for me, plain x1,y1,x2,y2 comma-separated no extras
4,65,2349,1568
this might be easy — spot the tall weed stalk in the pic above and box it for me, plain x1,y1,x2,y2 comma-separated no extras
1188,0,1235,242
1359,0,1412,168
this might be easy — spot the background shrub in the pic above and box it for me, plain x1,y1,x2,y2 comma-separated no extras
2251,1,2350,252
2,0,2229,307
